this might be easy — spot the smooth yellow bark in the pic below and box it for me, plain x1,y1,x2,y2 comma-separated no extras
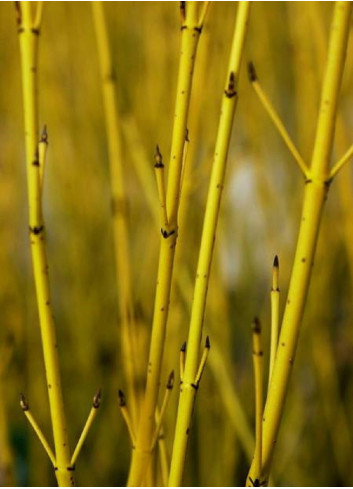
168,3,251,485
18,3,73,485
247,3,352,484
127,4,204,485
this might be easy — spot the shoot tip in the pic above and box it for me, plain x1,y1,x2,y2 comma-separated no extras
154,145,164,168
273,255,279,268
14,2,21,26
185,128,190,142
167,370,175,389
20,393,29,411
248,61,257,82
180,341,186,352
205,335,210,349
252,317,261,335
118,389,126,407
40,124,48,143
93,388,102,408
225,72,237,98
180,1,186,23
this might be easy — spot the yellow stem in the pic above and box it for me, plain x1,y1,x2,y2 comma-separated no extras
330,142,353,179
20,394,56,467
70,389,102,467
118,390,136,446
168,3,251,485
158,426,169,487
269,256,280,384
248,62,309,177
127,4,203,485
154,145,169,229
17,2,73,485
151,371,174,449
33,1,44,31
247,2,352,483
194,336,210,386
180,341,186,382
92,1,138,425
38,125,48,194
246,319,264,487
198,1,210,28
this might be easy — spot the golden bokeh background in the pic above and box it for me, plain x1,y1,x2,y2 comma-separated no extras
1,2,353,486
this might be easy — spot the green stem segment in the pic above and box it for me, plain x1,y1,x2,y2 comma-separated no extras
17,3,73,486
168,3,251,485
247,2,352,484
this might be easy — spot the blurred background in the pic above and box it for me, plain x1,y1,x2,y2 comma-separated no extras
1,1,353,486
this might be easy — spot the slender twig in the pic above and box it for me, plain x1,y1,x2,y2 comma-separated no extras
168,3,251,485
180,341,186,382
246,319,264,487
330,142,353,179
194,336,210,386
20,394,56,467
248,62,309,178
151,371,174,449
154,145,169,230
38,125,48,194
269,256,280,385
70,389,102,467
118,390,136,446
33,1,44,31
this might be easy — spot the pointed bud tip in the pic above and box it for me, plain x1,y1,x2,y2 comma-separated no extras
252,317,261,334
273,255,279,268
93,388,102,408
205,336,210,349
167,370,175,389
20,393,29,411
248,62,257,82
40,124,48,143
154,145,163,167
118,389,126,407
180,341,186,352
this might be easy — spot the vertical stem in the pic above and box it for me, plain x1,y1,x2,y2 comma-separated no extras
251,319,264,484
247,2,352,483
269,256,280,385
17,2,73,486
168,3,251,485
127,3,204,486
92,1,138,426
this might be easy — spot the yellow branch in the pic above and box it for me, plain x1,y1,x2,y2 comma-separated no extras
20,394,56,467
269,256,280,384
70,389,102,467
330,142,353,179
154,145,169,230
248,62,309,177
92,1,138,425
168,3,251,485
247,2,352,484
118,390,136,446
127,3,205,485
38,125,48,194
17,2,73,485
246,319,264,487
151,371,174,449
